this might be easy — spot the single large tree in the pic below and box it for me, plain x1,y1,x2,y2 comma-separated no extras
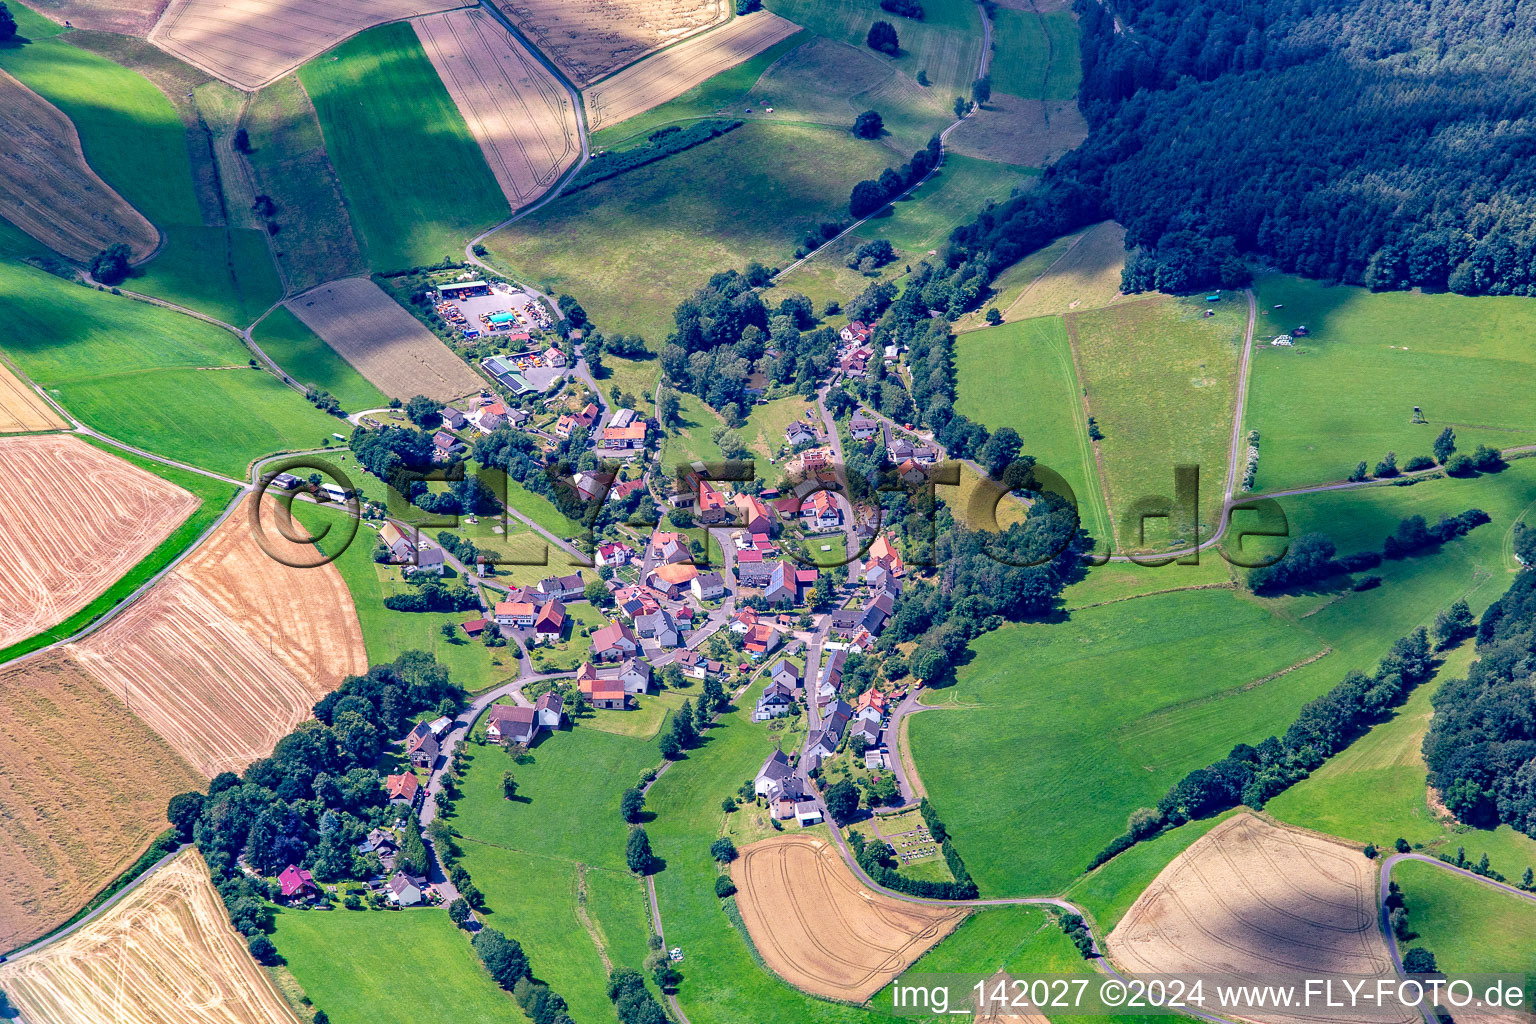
621,787,645,823
852,109,884,139
1433,426,1456,463
825,780,860,824
626,826,656,874
0,3,16,41
89,243,132,285
866,19,899,55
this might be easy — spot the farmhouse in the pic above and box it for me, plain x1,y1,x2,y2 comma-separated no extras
494,600,537,629
536,572,585,601
405,722,439,768
485,704,538,745
735,560,775,590
649,530,690,564
531,600,566,637
387,872,424,907
535,692,564,729
648,561,699,598
379,523,415,562
613,584,662,620
385,772,420,807
691,571,726,601
861,593,895,635
576,662,630,710
697,480,734,524
735,493,773,535
591,621,638,661
408,545,446,576
755,749,795,798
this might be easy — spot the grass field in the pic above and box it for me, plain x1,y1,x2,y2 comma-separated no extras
763,0,983,94
0,9,280,326
486,122,888,346
298,23,510,272
988,7,1079,100
0,261,344,475
251,306,389,413
1243,276,1536,492
853,154,1034,254
955,315,1112,549
907,587,1329,895
1395,860,1536,978
271,906,524,1024
1069,294,1246,553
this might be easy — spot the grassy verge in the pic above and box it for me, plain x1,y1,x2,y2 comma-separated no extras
252,306,389,413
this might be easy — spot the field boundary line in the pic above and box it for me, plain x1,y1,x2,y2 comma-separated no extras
1066,579,1236,611
580,5,736,91
1118,647,1335,733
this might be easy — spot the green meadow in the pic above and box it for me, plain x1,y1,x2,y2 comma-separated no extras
270,906,523,1024
988,7,1079,100
763,0,983,94
1069,294,1247,553
1395,860,1536,979
0,261,340,475
486,122,887,345
1244,275,1536,492
955,315,1112,549
853,154,1034,253
299,23,510,272
252,307,389,413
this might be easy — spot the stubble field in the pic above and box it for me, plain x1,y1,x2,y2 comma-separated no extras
147,0,463,89
285,277,485,402
0,850,301,1024
0,357,66,433
0,434,199,650
584,10,800,130
0,68,159,262
13,0,165,34
1109,813,1409,1024
0,651,203,952
504,0,727,86
730,832,968,1002
415,7,580,207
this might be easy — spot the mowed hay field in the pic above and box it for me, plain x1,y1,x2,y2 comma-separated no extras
1004,220,1134,320
1396,859,1536,980
765,0,982,93
1243,275,1536,492
585,10,800,130
503,0,727,86
0,434,199,650
0,850,301,1024
1069,293,1246,552
945,93,1086,168
415,8,580,208
69,497,366,777
0,68,158,262
0,652,204,952
0,356,66,433
1109,814,1410,1024
285,277,484,402
148,0,462,89
732,833,968,1002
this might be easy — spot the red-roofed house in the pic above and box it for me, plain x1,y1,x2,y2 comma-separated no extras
735,493,772,535
840,321,872,345
386,772,420,806
857,687,887,715
598,422,647,457
486,704,538,745
744,622,780,657
591,620,638,661
494,600,536,629
800,490,842,530
697,481,734,524
534,600,566,635
278,864,317,900
866,533,905,579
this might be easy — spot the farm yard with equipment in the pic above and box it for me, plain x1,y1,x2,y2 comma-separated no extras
285,277,486,402
502,0,728,86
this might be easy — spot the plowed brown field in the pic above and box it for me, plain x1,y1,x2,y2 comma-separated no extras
730,833,967,1002
69,497,365,777
503,0,727,86
0,69,159,262
0,358,67,433
285,277,484,402
0,652,203,953
585,10,798,130
146,0,464,90
416,8,579,208
0,434,199,651
1109,813,1411,1024
0,850,302,1024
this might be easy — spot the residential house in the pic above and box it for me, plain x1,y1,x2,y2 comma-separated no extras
800,447,832,471
829,608,861,636
573,471,613,503
912,445,939,465
432,431,465,463
647,562,699,599
823,699,853,741
441,407,468,430
534,600,566,636
649,530,690,565
865,533,906,580
898,459,927,485
840,321,872,345
387,871,424,906
763,562,799,606
697,480,734,524
754,749,795,798
409,545,445,575
744,621,780,657
852,714,881,748
598,422,647,457
379,523,415,562
635,609,680,648
849,413,879,440
735,493,773,535
612,477,646,500
771,494,803,521
785,421,816,447
860,593,895,636
596,541,635,567
618,658,652,694
735,546,765,569
476,401,509,434
278,864,318,901
840,348,872,378
494,600,536,629
754,680,796,721
800,490,842,531
675,651,723,681
770,659,802,691
730,607,759,633
386,772,420,807
537,573,586,601
889,438,915,463
535,692,564,729
544,346,567,367
690,571,726,602
486,704,538,745
612,585,661,620
576,662,627,709
591,621,638,661
856,687,887,717
818,650,846,707
405,722,438,769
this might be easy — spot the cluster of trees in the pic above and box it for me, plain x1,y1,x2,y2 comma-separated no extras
659,697,710,759
89,244,132,286
609,967,673,1024
845,238,897,273
1092,629,1436,867
880,0,922,18
304,386,343,417
1056,912,1095,959
918,798,977,893
470,924,574,1024
852,109,884,139
1250,511,1488,594
570,120,744,193
1383,509,1489,558
0,2,16,40
849,135,942,218
1063,0,1536,294
848,827,978,899
382,573,480,613
1423,565,1536,833
867,19,899,55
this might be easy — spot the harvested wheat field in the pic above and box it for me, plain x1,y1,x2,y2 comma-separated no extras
147,0,463,90
0,849,301,1024
0,652,204,953
1110,813,1410,1024
1005,220,1135,320
0,434,199,650
15,0,166,34
731,833,967,1002
0,69,159,263
0,358,66,433
70,499,364,777
416,8,580,207
503,0,727,86
585,10,798,129
285,277,484,402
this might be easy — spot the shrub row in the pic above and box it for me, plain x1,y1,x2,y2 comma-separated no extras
570,120,744,194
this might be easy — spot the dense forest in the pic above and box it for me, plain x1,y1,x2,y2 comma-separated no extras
1051,0,1536,293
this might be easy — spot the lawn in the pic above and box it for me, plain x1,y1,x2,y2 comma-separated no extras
0,438,237,665
763,0,984,94
1069,294,1247,553
485,122,890,346
1243,275,1536,492
298,23,510,272
853,154,1035,254
270,906,524,1024
906,587,1327,895
524,600,605,672
1395,859,1536,979
252,307,389,414
955,314,1112,550
0,261,342,476
0,11,280,326
658,392,727,476
740,394,814,465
